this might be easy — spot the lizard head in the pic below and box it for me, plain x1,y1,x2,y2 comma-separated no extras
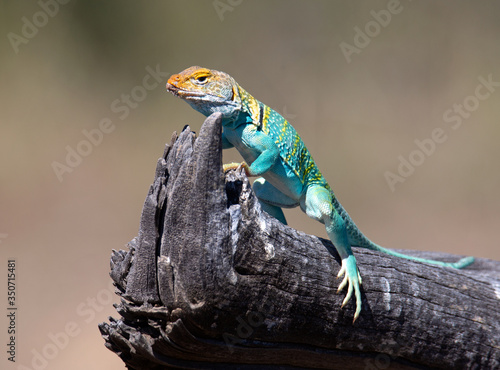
166,66,241,120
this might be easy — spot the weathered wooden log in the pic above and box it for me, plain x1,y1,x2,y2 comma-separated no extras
99,112,500,370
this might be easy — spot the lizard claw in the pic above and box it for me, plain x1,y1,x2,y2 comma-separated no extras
336,256,362,322
223,162,252,177
223,162,240,173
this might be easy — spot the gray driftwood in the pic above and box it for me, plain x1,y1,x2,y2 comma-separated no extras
99,113,500,370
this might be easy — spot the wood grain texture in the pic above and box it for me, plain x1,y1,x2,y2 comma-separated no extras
99,113,500,370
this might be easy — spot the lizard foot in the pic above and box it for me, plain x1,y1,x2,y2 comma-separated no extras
223,162,252,177
337,255,363,322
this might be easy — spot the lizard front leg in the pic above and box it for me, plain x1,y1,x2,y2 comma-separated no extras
222,131,253,175
240,125,280,176
223,126,279,177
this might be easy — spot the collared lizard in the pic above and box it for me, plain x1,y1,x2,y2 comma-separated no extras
166,66,474,322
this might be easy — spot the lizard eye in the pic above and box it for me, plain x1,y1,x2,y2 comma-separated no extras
193,75,209,85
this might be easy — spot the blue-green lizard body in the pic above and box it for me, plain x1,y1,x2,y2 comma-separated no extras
166,66,474,321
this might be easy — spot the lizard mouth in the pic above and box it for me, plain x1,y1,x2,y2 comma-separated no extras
166,84,205,99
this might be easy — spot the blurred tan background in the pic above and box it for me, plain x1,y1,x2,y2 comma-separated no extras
0,1,499,369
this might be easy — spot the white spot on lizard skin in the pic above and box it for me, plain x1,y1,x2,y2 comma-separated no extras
381,277,391,311
492,281,500,300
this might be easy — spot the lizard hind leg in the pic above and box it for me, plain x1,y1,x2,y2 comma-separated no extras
259,200,288,225
326,213,363,322
303,186,363,322
253,177,299,225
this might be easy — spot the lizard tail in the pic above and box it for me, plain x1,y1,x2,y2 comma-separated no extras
360,242,475,269
331,197,475,269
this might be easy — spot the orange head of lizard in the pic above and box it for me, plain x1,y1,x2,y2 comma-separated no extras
166,66,241,119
